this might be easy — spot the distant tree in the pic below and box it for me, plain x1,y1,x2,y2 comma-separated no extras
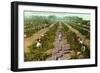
63,16,83,23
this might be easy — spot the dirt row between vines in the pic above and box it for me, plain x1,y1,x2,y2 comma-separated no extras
46,22,71,60
65,23,90,49
71,24,90,32
24,23,55,53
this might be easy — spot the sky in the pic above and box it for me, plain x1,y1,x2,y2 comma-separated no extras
24,11,90,20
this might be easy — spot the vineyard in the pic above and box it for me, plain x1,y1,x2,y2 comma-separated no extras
24,14,90,61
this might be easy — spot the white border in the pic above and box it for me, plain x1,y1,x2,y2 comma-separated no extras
18,5,95,68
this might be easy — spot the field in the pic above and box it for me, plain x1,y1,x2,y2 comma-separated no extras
24,11,90,61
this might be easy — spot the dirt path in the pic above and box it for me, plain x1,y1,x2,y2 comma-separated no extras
65,23,90,48
71,24,90,32
24,23,55,53
46,22,71,60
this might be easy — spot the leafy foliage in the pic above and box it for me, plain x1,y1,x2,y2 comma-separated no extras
69,23,90,39
62,23,90,59
24,23,58,61
24,15,57,37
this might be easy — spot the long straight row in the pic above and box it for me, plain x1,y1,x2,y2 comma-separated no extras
68,23,90,39
24,23,59,61
61,22,90,59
